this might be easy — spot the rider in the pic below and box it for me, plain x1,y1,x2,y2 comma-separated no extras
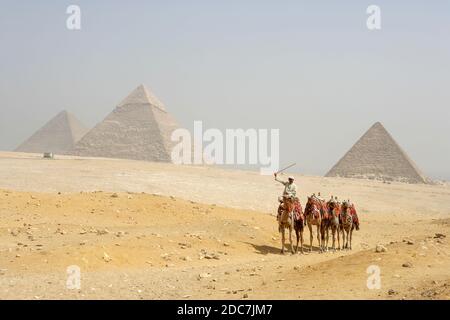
274,173,297,199
274,173,297,221
317,192,324,201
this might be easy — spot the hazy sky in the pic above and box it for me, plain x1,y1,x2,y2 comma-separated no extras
0,1,449,179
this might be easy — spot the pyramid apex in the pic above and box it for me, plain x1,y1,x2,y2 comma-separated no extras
370,121,385,129
118,84,166,111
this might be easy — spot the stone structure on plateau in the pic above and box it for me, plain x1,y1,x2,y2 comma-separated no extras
326,122,428,184
71,84,179,162
15,110,88,154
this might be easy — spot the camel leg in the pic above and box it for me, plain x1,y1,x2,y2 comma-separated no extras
345,229,349,249
331,227,336,251
308,223,313,252
317,225,321,252
349,228,353,250
337,227,341,251
289,227,294,254
281,228,285,254
300,228,304,254
326,227,330,252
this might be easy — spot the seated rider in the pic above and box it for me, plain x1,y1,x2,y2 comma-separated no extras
274,173,297,220
274,173,297,200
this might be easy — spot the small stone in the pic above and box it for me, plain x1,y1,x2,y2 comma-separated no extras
375,244,387,253
198,273,211,280
406,240,414,245
402,262,413,268
111,193,119,198
434,233,446,239
103,252,112,262
97,229,110,235
388,289,398,295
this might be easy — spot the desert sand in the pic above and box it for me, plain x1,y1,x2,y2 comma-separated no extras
0,152,449,299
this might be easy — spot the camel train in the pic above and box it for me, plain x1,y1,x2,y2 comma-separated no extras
277,194,360,254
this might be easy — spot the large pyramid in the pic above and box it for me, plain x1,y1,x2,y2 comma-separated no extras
326,122,428,184
15,110,89,154
71,84,179,162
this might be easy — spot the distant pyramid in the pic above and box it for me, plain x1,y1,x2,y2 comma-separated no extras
15,110,89,154
326,122,428,184
71,84,179,162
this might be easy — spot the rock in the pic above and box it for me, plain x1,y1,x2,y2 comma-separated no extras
402,262,413,268
434,233,446,239
10,230,19,237
198,273,211,280
97,229,110,235
406,240,414,245
55,228,66,235
375,244,387,253
243,293,249,299
388,289,398,295
103,252,112,262
115,231,125,237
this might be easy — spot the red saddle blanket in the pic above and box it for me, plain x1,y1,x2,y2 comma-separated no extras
293,203,304,221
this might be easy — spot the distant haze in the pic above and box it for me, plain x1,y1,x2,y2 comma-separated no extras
0,1,449,180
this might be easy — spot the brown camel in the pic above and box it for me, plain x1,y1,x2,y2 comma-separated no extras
293,198,305,254
277,196,295,254
304,197,323,252
340,202,354,250
326,201,341,251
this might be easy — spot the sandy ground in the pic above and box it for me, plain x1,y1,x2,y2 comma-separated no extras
0,152,449,300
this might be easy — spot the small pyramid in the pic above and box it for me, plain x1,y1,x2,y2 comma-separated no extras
15,110,89,154
326,122,428,184
71,84,179,162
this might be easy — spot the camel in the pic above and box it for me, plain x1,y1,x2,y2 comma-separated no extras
304,197,323,252
293,198,305,254
325,201,341,251
340,203,355,250
277,196,295,254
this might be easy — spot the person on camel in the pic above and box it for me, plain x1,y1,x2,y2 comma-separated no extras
274,173,297,199
274,173,297,221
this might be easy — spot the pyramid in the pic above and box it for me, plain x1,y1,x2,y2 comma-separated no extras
15,110,89,154
325,122,428,184
71,84,179,162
